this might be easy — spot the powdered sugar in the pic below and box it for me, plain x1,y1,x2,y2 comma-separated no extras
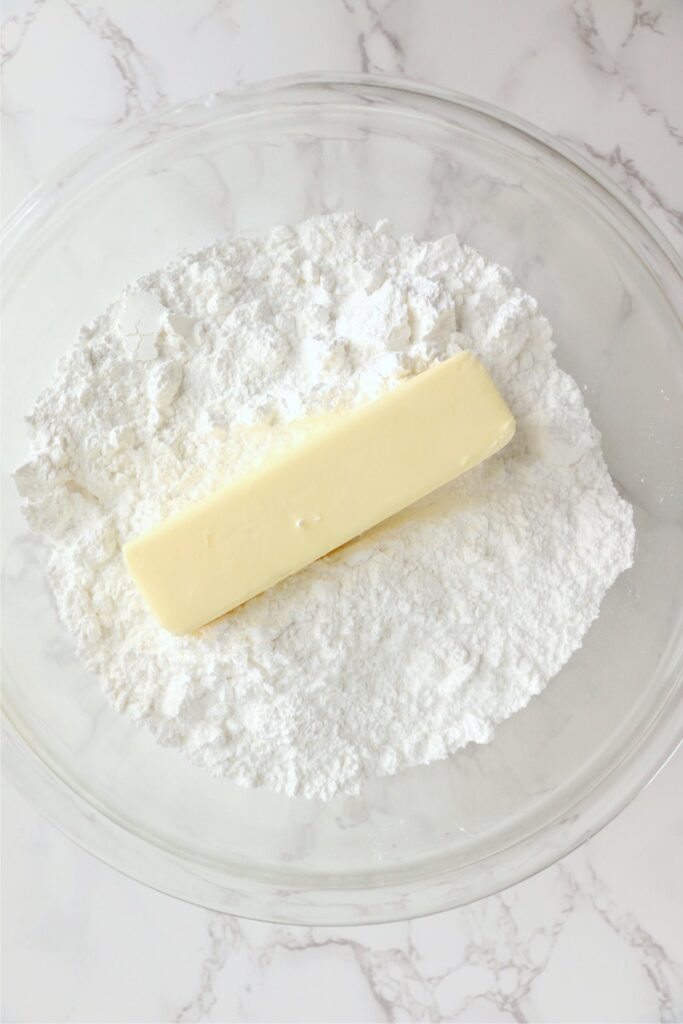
16,214,635,799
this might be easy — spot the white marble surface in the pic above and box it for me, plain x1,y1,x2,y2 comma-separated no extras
2,1,682,1021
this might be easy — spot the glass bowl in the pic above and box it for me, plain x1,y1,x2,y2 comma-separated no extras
2,74,682,925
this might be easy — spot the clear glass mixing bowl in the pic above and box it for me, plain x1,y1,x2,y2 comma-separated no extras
2,75,682,925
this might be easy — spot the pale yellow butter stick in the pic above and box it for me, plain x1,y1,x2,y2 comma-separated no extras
124,351,515,633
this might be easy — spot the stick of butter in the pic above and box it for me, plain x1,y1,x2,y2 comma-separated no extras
124,351,515,633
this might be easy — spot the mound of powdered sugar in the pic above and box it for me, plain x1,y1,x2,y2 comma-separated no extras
16,213,635,799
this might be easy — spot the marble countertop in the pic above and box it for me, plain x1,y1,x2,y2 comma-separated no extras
2,1,682,1021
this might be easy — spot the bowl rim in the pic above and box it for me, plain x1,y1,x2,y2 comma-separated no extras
4,71,682,273
3,71,682,925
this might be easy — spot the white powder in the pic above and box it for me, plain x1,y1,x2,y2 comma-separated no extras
16,214,635,800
